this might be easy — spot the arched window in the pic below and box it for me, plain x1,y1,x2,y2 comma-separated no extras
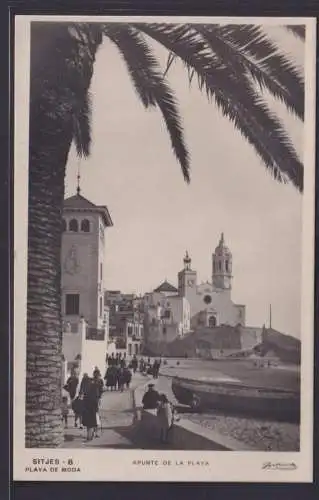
69,219,78,232
225,260,229,272
62,219,67,232
81,219,90,232
218,261,222,271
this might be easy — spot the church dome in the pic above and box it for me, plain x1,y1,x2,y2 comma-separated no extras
214,233,231,256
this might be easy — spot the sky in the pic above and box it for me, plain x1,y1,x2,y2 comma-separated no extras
65,24,305,338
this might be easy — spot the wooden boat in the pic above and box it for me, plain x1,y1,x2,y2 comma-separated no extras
171,376,300,423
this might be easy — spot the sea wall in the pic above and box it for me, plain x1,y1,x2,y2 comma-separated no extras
137,409,253,451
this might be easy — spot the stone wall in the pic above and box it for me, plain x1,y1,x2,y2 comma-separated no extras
137,409,253,451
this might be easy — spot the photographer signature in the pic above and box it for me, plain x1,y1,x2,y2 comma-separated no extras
262,461,297,471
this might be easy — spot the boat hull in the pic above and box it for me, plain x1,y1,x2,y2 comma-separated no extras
171,377,300,423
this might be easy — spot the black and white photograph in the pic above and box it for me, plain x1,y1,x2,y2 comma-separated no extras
13,15,316,482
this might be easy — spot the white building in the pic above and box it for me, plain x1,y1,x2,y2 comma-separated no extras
143,282,191,347
61,189,115,378
143,233,246,351
177,234,246,329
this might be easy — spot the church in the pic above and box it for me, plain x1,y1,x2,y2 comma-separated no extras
178,233,246,330
148,233,246,339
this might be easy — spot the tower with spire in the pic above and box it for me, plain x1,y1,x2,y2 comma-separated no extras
61,183,113,330
212,232,232,290
178,251,197,303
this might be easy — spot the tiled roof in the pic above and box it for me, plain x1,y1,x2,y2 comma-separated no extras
154,280,178,293
64,194,97,209
63,193,113,227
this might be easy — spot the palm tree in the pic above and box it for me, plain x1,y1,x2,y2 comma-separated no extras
26,21,304,447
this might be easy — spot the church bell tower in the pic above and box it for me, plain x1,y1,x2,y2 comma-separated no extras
178,251,197,302
212,233,232,290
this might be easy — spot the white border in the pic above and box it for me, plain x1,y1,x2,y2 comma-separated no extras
13,15,316,482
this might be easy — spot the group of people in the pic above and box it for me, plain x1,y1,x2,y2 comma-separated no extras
142,383,176,444
138,357,161,378
62,367,104,441
106,352,127,368
61,355,166,443
104,365,132,392
106,353,162,379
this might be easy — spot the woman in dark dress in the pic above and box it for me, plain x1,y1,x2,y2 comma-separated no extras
117,367,125,393
81,370,103,441
63,370,79,401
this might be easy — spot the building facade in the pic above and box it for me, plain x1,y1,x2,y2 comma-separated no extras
143,283,191,348
105,291,144,356
61,191,114,377
143,233,246,351
177,234,246,329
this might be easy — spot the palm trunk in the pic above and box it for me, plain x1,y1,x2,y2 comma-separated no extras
25,22,102,447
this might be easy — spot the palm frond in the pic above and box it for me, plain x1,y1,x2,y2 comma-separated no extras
163,51,176,77
72,91,92,158
211,25,304,119
103,23,190,182
134,23,303,191
285,25,306,40
196,24,304,119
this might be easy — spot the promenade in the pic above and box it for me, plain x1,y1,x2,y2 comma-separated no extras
61,373,150,449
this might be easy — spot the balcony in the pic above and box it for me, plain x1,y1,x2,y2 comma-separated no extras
85,327,105,341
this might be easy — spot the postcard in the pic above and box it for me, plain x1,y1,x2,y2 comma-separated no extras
13,14,316,482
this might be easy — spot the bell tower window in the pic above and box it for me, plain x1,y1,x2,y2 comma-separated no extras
62,219,67,232
81,219,90,232
225,260,229,272
69,219,78,232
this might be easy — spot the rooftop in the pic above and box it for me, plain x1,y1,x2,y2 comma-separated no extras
153,280,178,293
64,193,113,227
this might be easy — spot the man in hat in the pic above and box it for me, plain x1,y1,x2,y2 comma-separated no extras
142,383,160,410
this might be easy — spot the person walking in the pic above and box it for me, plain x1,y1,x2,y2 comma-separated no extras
63,369,79,402
157,394,174,444
71,394,83,429
117,367,125,393
61,396,69,428
81,370,103,441
124,367,132,389
142,383,160,410
131,355,138,374
79,373,90,397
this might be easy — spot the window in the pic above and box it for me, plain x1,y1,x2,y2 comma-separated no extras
86,327,105,341
65,294,80,315
163,326,167,335
62,219,67,232
163,310,170,319
209,316,217,328
69,219,78,232
99,296,103,317
100,263,103,281
127,326,133,336
218,261,222,271
81,219,90,232
204,294,212,305
225,260,229,272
